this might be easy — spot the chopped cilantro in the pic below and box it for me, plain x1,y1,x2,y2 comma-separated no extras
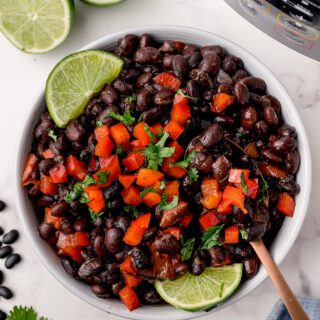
258,181,269,203
140,187,160,199
240,229,249,240
124,205,140,218
8,305,49,320
188,168,199,183
64,175,95,203
159,180,166,190
240,171,248,194
107,110,135,126
48,129,57,142
180,237,196,262
173,150,196,169
116,144,124,155
127,95,137,103
159,195,178,211
202,224,225,250
96,121,103,127
176,88,198,101
89,209,104,222
97,171,109,184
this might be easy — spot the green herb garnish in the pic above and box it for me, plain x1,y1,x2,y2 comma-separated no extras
107,110,135,126
202,224,225,250
140,187,160,199
124,205,140,218
89,209,104,222
240,229,249,240
176,88,198,101
258,181,269,203
48,129,57,142
160,195,178,211
97,171,109,184
64,175,95,203
219,174,229,183
8,306,49,320
240,171,248,194
127,95,137,103
173,150,196,169
137,112,145,123
96,121,103,127
159,180,166,190
188,168,199,183
116,145,124,155
180,237,196,261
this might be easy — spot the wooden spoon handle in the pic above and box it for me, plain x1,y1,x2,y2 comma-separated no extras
250,239,309,320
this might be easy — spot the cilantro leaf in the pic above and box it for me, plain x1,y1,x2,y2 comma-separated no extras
48,129,57,142
160,195,178,211
258,181,269,203
107,110,135,126
159,180,166,190
96,121,103,127
180,237,196,261
158,193,168,209
8,306,49,320
140,187,160,199
202,224,225,250
137,112,145,123
188,168,199,183
124,205,140,218
174,151,196,169
240,229,249,240
97,171,109,184
127,95,137,103
144,124,156,144
240,171,248,194
64,175,95,203
176,88,199,101
116,145,124,155
89,209,104,222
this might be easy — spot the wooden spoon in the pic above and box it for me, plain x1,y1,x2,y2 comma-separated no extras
250,239,309,320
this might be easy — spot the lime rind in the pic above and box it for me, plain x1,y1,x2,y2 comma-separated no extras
46,50,124,128
80,0,124,7
154,264,243,312
0,0,74,54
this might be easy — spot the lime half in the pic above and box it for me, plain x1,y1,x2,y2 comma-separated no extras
80,0,124,6
46,50,123,128
154,264,243,312
0,0,74,53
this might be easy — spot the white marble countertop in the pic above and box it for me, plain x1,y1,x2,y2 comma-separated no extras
0,0,319,319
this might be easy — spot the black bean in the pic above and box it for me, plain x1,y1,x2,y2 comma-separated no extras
255,120,269,139
240,76,266,93
100,85,118,105
277,125,297,138
217,83,233,95
209,247,224,265
144,288,162,304
73,218,89,232
247,223,267,241
241,106,257,130
182,44,198,59
61,257,78,277
142,106,162,125
159,40,176,53
235,81,249,105
243,256,260,279
5,254,21,269
131,247,152,269
261,149,283,163
103,182,120,201
278,177,300,195
186,80,200,99
200,123,223,148
134,47,161,64
38,159,55,175
2,230,19,244
191,152,213,173
0,227,3,236
136,72,153,88
60,218,72,235
104,263,120,284
34,114,54,140
0,310,6,320
0,201,6,211
65,120,85,142
191,255,206,275
116,34,138,56
0,286,13,299
262,95,281,114
232,69,248,82
113,79,133,95
172,55,189,80
270,136,296,154
0,270,3,285
263,106,278,126
215,115,235,126
39,223,55,240
212,155,231,182
190,68,214,88
105,228,123,254
112,281,125,296
199,53,221,75
216,68,233,84
93,236,108,257
115,215,132,233
136,89,151,112
78,258,102,279
188,51,201,68
91,284,112,299
154,88,174,105
51,201,68,217
154,233,181,255
140,33,152,47
200,45,224,58
285,150,300,174
143,227,158,242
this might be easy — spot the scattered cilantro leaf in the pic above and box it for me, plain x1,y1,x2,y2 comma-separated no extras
240,171,248,194
159,180,166,190
180,237,196,261
137,112,145,123
8,306,49,320
174,150,196,169
158,193,168,209
107,110,135,126
144,124,156,144
140,187,160,199
124,205,140,218
48,129,57,142
127,95,137,103
89,209,104,222
188,168,199,183
219,174,229,183
240,229,249,240
176,88,198,101
258,181,269,203
160,195,178,211
202,224,225,250
96,121,103,127
156,128,164,139
116,145,124,155
97,171,109,184
64,175,95,203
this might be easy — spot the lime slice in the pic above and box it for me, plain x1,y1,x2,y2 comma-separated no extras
154,264,243,312
0,0,74,53
46,50,123,128
80,0,124,6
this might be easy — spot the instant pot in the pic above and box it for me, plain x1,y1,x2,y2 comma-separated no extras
224,0,320,61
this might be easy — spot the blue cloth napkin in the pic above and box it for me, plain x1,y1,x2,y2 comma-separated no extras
267,297,320,320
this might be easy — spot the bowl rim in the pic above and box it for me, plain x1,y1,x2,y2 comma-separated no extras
14,25,312,320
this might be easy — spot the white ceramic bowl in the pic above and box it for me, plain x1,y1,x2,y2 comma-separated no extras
15,26,312,320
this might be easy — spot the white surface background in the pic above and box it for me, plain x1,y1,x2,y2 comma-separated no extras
0,0,320,319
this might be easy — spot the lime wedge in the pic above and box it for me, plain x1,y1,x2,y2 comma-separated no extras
154,264,243,312
46,50,123,128
80,0,124,6
0,0,74,53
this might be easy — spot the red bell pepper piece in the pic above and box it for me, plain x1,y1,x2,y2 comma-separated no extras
119,174,136,189
123,213,151,246
180,213,193,228
162,161,186,178
95,135,114,158
40,175,57,195
163,120,184,140
87,195,106,213
136,168,164,187
42,148,55,159
130,139,143,151
150,123,163,136
88,157,98,172
84,185,100,201
228,169,250,184
110,123,130,145
142,192,162,207
164,180,180,201
154,72,181,91
123,272,143,288
133,122,151,147
163,227,182,240
216,199,233,215
94,155,121,187
228,169,258,199
49,163,68,184
21,153,38,186
44,207,62,229
119,286,140,311
167,141,184,163
246,178,259,199
122,152,145,172
173,40,185,51
200,178,222,210
211,93,234,113
276,192,295,217
121,185,142,207
120,255,136,275
219,185,247,214
171,95,191,125
224,225,239,244
94,125,109,142
199,211,221,231
66,155,87,181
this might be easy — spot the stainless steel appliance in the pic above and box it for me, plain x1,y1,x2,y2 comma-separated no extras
224,0,320,61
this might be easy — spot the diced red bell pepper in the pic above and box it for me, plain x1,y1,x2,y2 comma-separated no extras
94,155,121,187
84,185,101,201
130,139,143,152
163,120,184,140
123,272,143,288
119,174,136,189
167,141,184,163
110,123,130,145
142,192,162,207
171,97,191,125
276,192,295,217
228,169,258,199
122,152,145,172
133,122,151,147
200,178,222,209
180,213,193,228
162,161,186,178
154,72,181,91
150,123,163,136
94,125,109,142
40,175,57,195
120,255,136,275
44,207,62,229
49,164,68,183
66,155,87,181
246,178,259,199
21,153,38,186
119,286,140,311
211,93,234,113
220,185,247,214
123,213,151,246
163,227,182,240
173,40,185,51
121,185,142,207
164,180,180,201
85,187,106,213
201,194,222,210
217,199,233,215
228,169,250,184
244,142,258,159
88,157,99,172
224,225,239,244
199,211,221,231
42,148,55,159
151,180,162,193
136,168,164,187
95,135,114,158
